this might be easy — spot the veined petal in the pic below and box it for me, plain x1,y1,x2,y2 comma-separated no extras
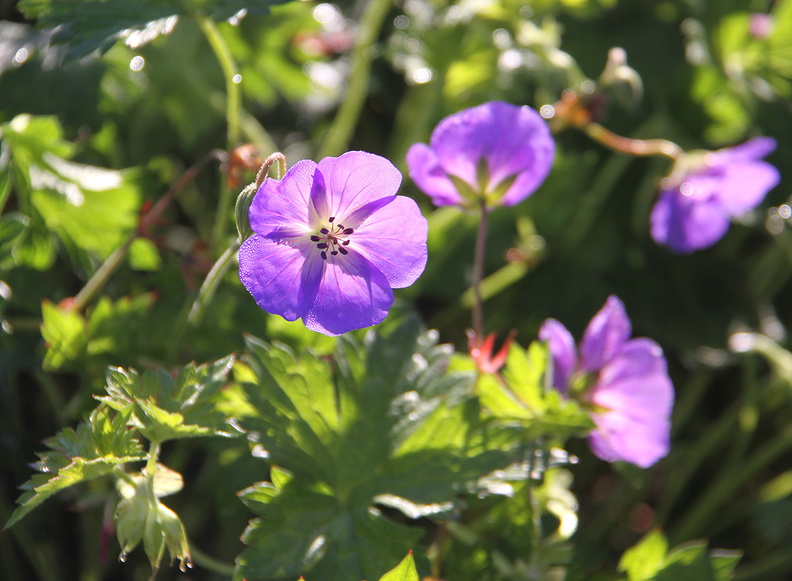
538,318,578,392
587,338,674,467
406,143,464,207
580,296,632,372
238,234,322,322
303,252,394,336
427,107,487,190
314,151,402,221
650,186,730,253
249,159,317,235
350,196,428,289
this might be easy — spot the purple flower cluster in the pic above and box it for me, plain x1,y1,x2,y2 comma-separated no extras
406,101,555,210
238,151,427,336
651,137,779,253
539,296,674,468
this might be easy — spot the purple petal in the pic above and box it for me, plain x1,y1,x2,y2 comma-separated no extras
314,151,402,221
580,296,632,372
350,196,428,289
650,184,731,253
538,319,578,392
480,103,555,206
249,160,317,235
238,234,322,322
426,106,489,191
711,136,777,164
587,338,674,468
405,143,464,207
303,252,394,336
717,160,779,216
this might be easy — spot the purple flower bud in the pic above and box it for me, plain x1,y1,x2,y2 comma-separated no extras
238,151,428,336
539,296,674,468
406,101,555,210
650,137,779,253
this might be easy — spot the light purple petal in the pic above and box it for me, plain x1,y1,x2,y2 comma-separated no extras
405,143,464,207
587,338,674,468
710,136,777,164
238,234,322,322
314,151,402,221
717,160,779,216
580,296,632,372
249,160,317,235
650,185,730,253
303,252,394,336
350,196,428,289
426,106,489,190
538,319,578,392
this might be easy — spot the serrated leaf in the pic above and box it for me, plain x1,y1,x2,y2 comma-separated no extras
5,406,145,528
19,0,296,60
98,355,239,442
379,552,419,581
237,323,514,581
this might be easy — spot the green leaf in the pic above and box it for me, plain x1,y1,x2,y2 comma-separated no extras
19,0,296,60
5,406,145,528
0,213,29,271
128,237,162,271
619,530,669,581
379,552,419,581
99,355,239,442
41,299,88,371
236,323,513,581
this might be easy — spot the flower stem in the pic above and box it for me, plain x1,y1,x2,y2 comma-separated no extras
582,122,683,161
186,240,240,327
196,15,243,252
318,0,392,158
189,544,235,576
472,199,488,338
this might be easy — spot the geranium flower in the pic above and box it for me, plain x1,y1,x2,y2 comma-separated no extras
650,137,779,253
406,101,555,210
238,151,428,336
539,296,674,468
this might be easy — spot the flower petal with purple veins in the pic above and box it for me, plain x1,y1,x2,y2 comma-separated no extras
238,234,323,322
248,159,317,234
303,253,394,336
580,295,632,373
538,318,578,392
351,196,428,289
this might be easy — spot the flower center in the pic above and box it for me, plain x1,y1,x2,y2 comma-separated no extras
309,216,354,261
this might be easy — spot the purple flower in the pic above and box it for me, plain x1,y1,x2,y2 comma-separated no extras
406,101,555,209
238,151,428,336
539,296,674,468
650,137,779,253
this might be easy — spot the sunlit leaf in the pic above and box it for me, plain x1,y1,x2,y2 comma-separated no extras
379,551,419,581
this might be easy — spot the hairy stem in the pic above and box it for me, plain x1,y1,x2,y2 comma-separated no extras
472,199,488,338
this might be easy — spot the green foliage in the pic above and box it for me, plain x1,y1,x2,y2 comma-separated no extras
379,552,419,581
5,406,145,529
18,0,296,59
619,530,741,581
235,322,515,581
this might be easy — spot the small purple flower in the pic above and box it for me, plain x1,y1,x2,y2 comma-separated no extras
238,151,428,336
539,296,674,468
406,101,555,209
650,137,779,253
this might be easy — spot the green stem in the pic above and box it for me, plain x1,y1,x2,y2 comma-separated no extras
189,544,236,576
318,0,393,158
187,240,240,327
472,199,488,338
197,16,243,252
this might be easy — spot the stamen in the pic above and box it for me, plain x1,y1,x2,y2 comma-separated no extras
342,240,350,246
343,228,354,234
339,247,348,255
328,216,335,223
310,235,320,242
336,224,344,230
321,251,327,260
317,243,328,249
331,250,338,255
320,228,329,234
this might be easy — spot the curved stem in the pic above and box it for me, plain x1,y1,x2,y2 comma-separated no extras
318,0,392,158
472,199,488,338
187,240,240,326
189,544,236,576
582,123,684,161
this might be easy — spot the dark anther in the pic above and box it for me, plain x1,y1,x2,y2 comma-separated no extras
336,224,344,230
339,247,348,255
310,235,320,241
329,216,335,222
317,243,328,249
320,228,329,234
331,250,338,255
320,251,327,260
342,240,350,246
343,228,354,235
